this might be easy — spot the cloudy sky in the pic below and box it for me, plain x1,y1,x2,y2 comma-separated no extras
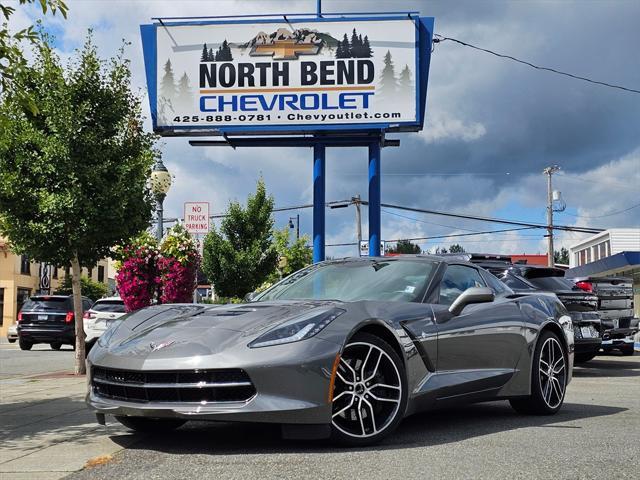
14,0,640,257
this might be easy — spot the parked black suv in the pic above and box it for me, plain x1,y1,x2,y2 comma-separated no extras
497,265,602,363
567,276,636,356
17,295,92,351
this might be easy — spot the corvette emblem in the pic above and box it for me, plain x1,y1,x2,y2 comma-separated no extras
149,340,175,352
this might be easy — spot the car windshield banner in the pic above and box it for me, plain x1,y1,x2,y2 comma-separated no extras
141,16,433,135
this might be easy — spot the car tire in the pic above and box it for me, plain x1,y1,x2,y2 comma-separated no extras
510,330,567,415
19,339,33,351
620,344,635,356
8,338,16,344
50,342,62,351
330,332,407,447
114,416,187,433
574,351,598,363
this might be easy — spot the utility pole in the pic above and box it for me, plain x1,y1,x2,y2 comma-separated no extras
352,195,362,246
543,165,561,267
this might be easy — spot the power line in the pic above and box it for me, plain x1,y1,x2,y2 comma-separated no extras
381,209,479,232
559,202,640,218
325,226,539,247
433,34,640,95
369,201,602,234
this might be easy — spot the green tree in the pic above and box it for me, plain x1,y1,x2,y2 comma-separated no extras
448,243,466,253
554,247,569,264
54,275,108,301
270,227,312,282
0,0,68,113
0,37,158,373
388,239,421,254
202,179,277,298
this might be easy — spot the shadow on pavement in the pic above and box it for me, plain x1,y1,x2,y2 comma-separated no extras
108,401,626,454
0,397,107,451
573,355,639,378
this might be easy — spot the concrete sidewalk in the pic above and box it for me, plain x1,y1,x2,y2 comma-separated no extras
0,369,139,479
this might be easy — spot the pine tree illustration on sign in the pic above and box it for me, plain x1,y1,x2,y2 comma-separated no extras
200,40,233,62
378,50,398,98
335,29,373,58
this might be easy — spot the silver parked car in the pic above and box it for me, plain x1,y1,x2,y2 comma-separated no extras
6,323,18,343
87,256,574,446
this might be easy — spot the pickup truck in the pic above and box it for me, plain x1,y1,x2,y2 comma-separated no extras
567,276,637,356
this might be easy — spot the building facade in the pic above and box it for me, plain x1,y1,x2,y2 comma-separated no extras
567,228,640,317
0,238,110,338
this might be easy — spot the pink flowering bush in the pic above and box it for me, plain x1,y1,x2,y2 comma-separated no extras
158,225,200,304
115,226,199,310
114,232,159,312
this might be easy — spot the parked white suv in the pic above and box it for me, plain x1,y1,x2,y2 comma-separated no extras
84,297,126,350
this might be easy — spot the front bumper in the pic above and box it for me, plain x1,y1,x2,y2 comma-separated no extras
86,336,341,425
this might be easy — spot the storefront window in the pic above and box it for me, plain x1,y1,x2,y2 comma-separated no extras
98,265,105,283
0,288,4,326
17,288,31,319
20,256,31,275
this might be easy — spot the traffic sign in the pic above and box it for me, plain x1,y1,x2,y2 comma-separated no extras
184,202,210,234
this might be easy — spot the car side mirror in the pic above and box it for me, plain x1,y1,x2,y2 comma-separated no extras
449,287,495,316
244,291,257,303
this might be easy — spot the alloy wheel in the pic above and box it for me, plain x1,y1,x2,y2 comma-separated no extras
538,336,566,409
331,341,402,439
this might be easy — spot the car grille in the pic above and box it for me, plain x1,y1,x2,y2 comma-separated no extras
91,367,256,404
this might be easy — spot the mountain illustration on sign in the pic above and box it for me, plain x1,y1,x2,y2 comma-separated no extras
244,28,339,60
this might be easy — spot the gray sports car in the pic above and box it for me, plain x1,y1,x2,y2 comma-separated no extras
86,256,574,446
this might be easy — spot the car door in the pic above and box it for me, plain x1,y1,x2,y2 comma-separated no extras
433,264,525,398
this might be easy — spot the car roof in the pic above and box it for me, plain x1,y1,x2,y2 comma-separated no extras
323,255,478,266
30,294,91,300
93,296,123,302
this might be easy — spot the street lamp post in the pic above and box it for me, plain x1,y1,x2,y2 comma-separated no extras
150,158,172,243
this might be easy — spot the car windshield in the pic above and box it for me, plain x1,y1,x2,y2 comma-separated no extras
92,301,126,313
527,276,577,291
21,298,68,311
257,259,437,302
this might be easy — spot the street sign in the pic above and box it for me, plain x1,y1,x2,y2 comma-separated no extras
359,240,386,257
184,202,210,234
140,16,434,135
38,263,51,294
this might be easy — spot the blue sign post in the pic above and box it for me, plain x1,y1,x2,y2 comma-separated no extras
140,11,434,263
313,144,326,263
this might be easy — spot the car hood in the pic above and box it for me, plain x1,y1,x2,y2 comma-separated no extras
95,300,342,360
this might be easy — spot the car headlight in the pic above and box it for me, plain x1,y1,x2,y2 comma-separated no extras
249,307,345,348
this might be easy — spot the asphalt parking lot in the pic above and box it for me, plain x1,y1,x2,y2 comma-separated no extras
61,353,638,480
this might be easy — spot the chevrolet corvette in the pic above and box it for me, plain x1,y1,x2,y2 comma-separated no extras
87,256,574,446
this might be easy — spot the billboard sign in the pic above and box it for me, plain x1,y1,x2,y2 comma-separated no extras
184,202,210,234
140,16,434,135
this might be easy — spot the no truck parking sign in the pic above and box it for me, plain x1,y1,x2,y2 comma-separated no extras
184,202,210,234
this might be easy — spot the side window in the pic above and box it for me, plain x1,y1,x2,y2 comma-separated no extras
82,299,93,311
500,273,535,290
480,270,512,295
439,265,486,306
